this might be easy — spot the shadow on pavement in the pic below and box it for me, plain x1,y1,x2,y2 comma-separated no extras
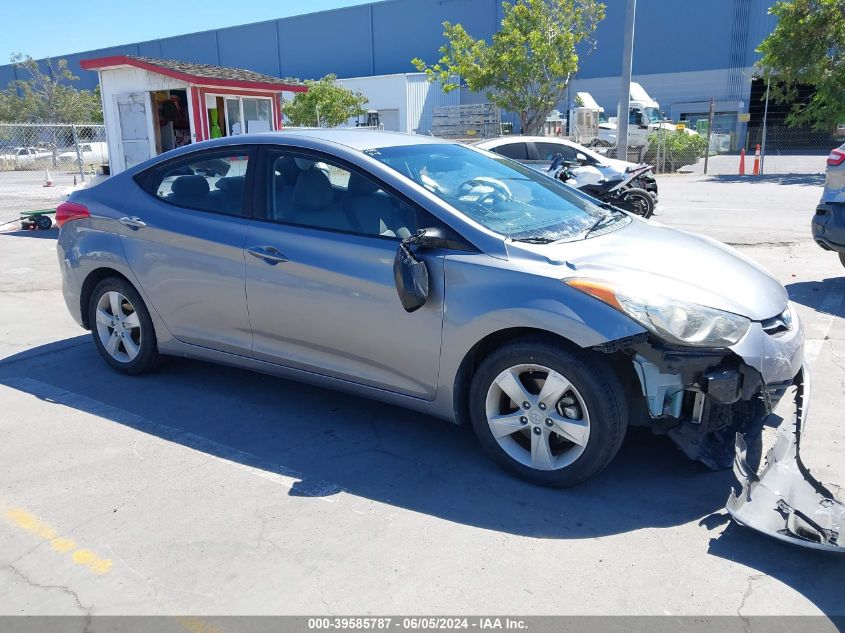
0,228,58,239
705,174,825,187
1,336,844,615
787,279,845,316
706,522,845,616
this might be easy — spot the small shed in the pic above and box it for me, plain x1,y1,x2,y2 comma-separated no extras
81,55,306,174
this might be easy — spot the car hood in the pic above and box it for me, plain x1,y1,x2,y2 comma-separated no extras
519,219,788,321
595,157,634,172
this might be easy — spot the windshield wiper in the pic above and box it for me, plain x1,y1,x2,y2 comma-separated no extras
510,236,557,244
582,208,624,239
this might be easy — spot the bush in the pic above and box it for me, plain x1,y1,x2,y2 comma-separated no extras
643,130,708,172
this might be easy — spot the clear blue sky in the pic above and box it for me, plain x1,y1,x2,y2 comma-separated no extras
5,0,375,60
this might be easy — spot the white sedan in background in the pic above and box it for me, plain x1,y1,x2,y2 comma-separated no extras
57,141,108,166
473,135,658,199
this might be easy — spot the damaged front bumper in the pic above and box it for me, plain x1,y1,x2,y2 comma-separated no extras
727,368,845,552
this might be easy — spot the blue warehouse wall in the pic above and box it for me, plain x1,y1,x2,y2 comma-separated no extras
217,21,280,77
278,5,373,78
0,0,778,96
370,0,498,75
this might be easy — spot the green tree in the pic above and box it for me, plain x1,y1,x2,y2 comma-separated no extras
412,0,604,135
645,130,707,172
756,0,845,130
0,54,102,123
284,74,368,127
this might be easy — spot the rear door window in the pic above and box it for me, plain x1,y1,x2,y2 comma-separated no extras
140,149,252,216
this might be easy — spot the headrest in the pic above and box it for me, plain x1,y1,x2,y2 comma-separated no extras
216,176,245,195
275,156,301,186
292,168,333,210
347,172,379,196
294,157,316,171
171,175,209,196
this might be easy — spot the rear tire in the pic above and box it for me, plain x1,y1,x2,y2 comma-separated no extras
468,337,628,487
88,277,159,375
619,187,654,218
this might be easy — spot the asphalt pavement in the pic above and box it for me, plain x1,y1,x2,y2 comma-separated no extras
0,173,843,618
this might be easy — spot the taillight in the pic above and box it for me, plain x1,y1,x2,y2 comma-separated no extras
55,201,90,227
827,149,845,167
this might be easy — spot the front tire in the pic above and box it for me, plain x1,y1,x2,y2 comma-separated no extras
88,277,159,375
619,187,655,218
468,338,628,487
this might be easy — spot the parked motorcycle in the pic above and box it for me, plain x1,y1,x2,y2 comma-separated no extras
547,153,655,218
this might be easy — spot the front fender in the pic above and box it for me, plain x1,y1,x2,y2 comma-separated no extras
430,253,645,420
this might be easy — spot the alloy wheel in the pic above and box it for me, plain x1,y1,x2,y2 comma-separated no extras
94,290,142,363
485,363,591,471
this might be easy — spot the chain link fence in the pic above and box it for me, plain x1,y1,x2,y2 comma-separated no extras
643,123,837,177
0,123,106,226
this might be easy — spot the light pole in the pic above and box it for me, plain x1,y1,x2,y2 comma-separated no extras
760,74,770,175
617,0,636,161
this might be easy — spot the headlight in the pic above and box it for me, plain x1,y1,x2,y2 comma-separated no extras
566,278,751,347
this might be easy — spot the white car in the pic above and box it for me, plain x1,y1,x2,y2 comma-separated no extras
0,146,52,167
57,141,108,166
474,135,657,199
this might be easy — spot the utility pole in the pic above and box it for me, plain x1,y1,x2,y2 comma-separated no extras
703,97,715,175
617,0,636,161
760,74,770,175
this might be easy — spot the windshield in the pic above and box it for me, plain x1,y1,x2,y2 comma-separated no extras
643,107,661,123
365,144,622,242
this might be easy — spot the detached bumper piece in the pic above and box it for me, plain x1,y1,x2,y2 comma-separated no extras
727,369,845,552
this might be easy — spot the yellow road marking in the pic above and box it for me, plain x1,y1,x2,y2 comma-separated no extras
176,616,225,633
3,507,112,575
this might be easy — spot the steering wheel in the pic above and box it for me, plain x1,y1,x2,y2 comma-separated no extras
456,177,513,207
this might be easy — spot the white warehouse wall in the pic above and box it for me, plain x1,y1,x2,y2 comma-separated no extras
568,67,753,121
337,73,457,134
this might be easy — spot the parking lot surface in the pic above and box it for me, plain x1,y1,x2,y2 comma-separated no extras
0,173,843,617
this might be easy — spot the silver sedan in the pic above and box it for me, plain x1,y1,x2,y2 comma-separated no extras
56,129,833,550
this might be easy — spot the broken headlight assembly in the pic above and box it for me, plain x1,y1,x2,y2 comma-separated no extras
565,278,751,347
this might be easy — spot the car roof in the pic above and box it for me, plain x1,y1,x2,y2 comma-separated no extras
243,128,455,152
474,136,576,147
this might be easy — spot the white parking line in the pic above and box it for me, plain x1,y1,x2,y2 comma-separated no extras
1,376,344,502
804,291,845,365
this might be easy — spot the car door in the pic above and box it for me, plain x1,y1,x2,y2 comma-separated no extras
243,147,446,399
120,146,255,355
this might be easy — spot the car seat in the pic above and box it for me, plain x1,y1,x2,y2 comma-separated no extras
341,173,412,238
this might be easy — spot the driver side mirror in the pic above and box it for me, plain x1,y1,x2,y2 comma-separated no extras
393,228,444,312
576,152,588,164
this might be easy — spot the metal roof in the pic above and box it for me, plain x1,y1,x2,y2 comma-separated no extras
80,55,307,92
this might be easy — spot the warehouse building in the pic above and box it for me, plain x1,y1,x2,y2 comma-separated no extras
0,0,777,136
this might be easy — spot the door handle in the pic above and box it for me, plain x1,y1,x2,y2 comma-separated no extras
247,245,289,264
119,216,147,229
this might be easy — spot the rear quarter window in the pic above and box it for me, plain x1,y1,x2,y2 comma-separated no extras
491,142,530,161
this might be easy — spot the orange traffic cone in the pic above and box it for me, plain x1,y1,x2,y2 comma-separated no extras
752,144,760,176
43,170,53,187
739,148,746,175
